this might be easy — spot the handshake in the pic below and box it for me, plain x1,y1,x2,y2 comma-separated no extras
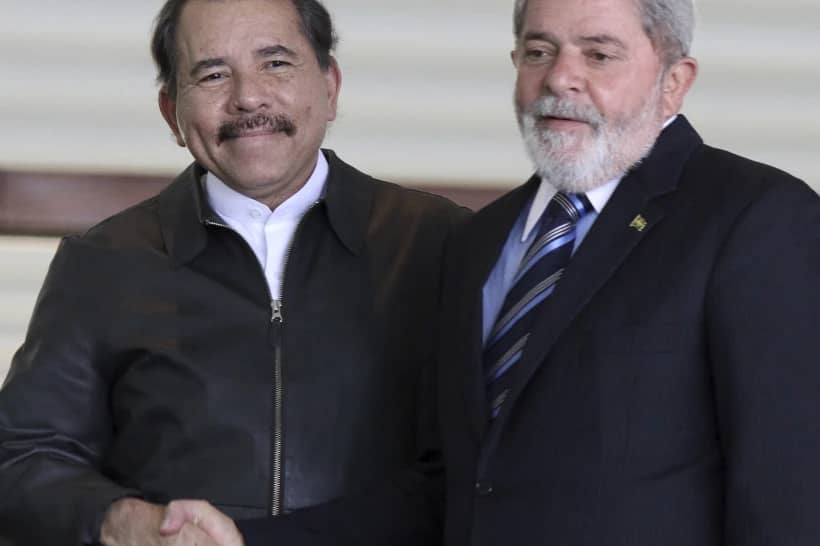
100,497,245,546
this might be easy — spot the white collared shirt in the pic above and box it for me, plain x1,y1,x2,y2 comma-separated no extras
521,177,619,241
204,150,328,299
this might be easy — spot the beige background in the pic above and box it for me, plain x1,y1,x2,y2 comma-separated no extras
2,0,819,380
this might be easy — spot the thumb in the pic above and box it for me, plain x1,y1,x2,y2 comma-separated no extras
161,500,244,546
159,500,191,535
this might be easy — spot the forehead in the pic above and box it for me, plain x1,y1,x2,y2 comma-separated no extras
521,0,644,39
176,0,307,60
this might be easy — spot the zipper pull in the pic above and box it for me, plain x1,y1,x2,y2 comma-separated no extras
271,299,283,323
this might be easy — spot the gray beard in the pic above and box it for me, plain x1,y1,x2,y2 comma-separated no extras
517,86,665,194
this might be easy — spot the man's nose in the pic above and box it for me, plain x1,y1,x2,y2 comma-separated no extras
541,51,585,97
229,72,270,113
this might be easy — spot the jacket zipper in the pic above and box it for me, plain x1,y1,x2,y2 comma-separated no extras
203,217,285,516
268,200,319,515
270,299,284,516
205,201,320,516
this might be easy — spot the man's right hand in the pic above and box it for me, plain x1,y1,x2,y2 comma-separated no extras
100,497,243,546
160,500,244,546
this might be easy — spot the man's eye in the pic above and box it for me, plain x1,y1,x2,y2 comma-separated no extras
522,49,553,65
589,51,614,63
199,72,226,83
265,60,290,69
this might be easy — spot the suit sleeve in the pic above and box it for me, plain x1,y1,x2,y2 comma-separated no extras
0,238,140,545
706,179,820,544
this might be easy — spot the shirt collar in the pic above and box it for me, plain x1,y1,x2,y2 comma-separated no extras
204,149,328,224
520,114,679,242
521,177,619,241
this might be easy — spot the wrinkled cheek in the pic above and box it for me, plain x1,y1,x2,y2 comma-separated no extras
181,131,221,172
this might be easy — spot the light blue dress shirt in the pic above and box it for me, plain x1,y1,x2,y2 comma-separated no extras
481,180,618,344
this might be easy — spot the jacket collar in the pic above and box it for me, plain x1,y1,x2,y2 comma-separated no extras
158,148,373,267
320,149,373,256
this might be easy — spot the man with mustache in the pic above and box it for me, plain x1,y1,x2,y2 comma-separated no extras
0,0,464,545
165,0,820,544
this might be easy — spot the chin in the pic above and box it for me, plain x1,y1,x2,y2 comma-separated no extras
534,137,590,165
218,166,277,190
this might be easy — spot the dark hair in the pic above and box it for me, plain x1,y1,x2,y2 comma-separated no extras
151,0,338,98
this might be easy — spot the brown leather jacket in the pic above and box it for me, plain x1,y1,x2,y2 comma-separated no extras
0,150,468,545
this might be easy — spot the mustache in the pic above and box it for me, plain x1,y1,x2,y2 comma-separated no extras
524,96,604,128
218,113,297,143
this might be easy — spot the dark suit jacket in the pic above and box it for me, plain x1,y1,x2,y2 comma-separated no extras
437,115,820,546
239,117,820,546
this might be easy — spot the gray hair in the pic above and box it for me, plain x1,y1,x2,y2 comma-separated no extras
513,0,694,66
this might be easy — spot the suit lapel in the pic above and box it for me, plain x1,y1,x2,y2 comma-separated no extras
478,116,704,463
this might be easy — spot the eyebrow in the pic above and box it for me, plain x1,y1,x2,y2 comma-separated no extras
189,57,227,78
256,45,297,59
188,45,298,77
521,30,627,50
578,34,628,50
522,30,559,44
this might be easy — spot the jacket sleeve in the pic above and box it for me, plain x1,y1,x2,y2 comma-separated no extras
707,178,820,544
0,238,140,545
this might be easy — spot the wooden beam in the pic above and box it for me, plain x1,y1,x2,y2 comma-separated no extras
0,169,504,236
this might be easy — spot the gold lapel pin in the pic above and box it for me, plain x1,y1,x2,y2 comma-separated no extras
629,214,648,232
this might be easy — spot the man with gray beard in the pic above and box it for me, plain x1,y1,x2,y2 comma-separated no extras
425,0,820,543
431,0,820,542
159,0,820,543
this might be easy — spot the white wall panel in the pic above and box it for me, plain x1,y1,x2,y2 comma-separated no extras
1,1,819,376
0,0,817,190
0,237,59,382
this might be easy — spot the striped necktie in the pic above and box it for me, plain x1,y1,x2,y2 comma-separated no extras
484,191,592,419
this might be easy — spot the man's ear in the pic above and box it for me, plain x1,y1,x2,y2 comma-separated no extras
158,87,186,147
661,56,698,118
324,57,342,122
